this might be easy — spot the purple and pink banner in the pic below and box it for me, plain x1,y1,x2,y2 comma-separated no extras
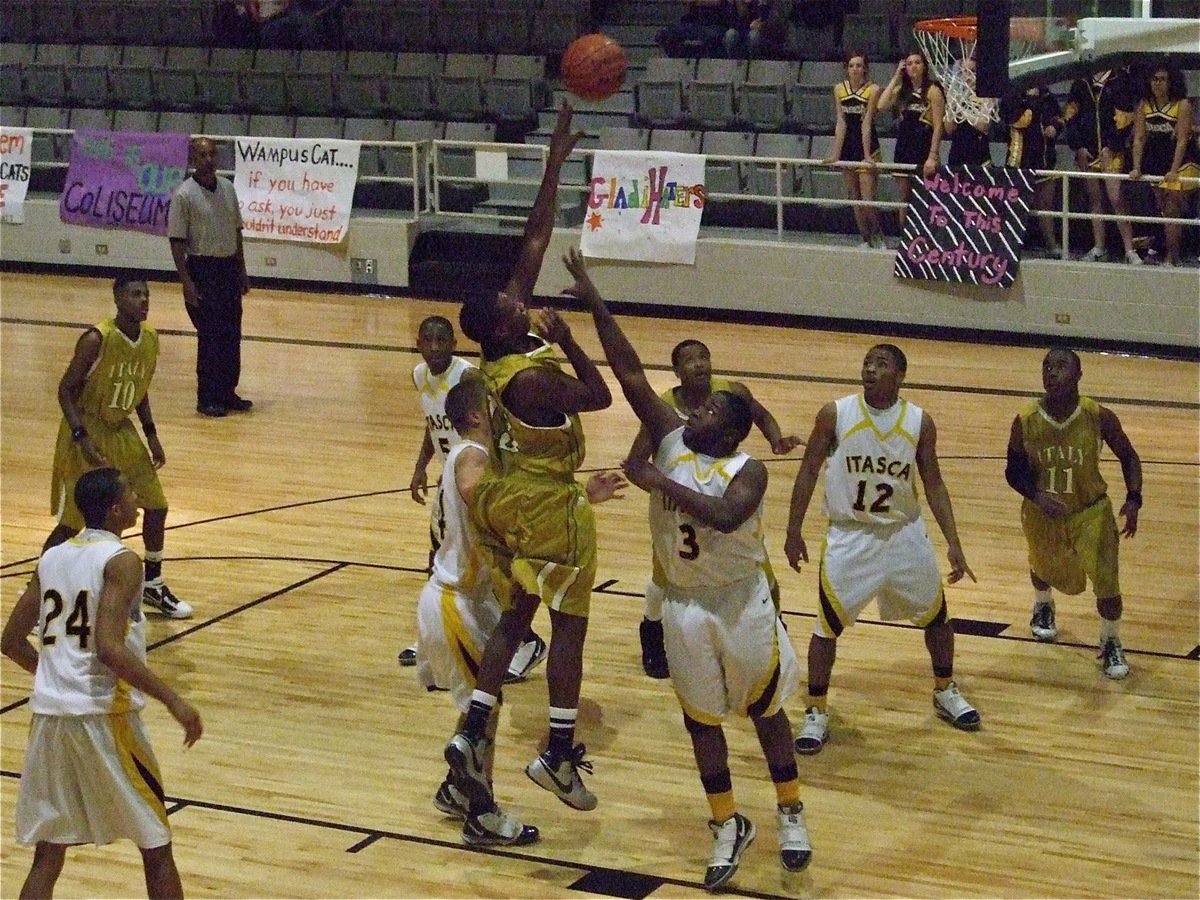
59,130,189,235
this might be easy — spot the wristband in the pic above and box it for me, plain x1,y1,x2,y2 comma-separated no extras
71,426,87,442
1125,490,1142,507
143,422,158,437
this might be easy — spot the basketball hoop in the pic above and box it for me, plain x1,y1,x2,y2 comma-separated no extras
914,16,1069,123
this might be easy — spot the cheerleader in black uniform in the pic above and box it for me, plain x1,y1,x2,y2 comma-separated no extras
1130,61,1199,267
1001,83,1064,255
874,51,945,230
823,51,883,248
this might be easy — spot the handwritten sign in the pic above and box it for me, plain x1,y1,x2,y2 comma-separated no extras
0,127,33,224
580,150,706,265
894,165,1038,288
234,137,360,244
58,131,189,235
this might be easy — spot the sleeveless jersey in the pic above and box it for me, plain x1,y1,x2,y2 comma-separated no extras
430,439,491,597
482,336,585,482
1018,396,1108,515
31,529,146,716
895,84,936,166
835,80,881,161
1139,98,1200,176
412,355,475,465
80,319,158,430
823,394,923,526
648,427,766,591
661,376,735,417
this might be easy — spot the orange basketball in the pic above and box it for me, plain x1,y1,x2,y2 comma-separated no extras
561,33,627,101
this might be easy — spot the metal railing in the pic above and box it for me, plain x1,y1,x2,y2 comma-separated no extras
14,127,1199,259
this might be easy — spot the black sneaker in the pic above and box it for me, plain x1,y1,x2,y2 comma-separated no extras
433,780,470,819
639,618,669,679
444,732,494,812
225,394,253,412
705,812,755,891
461,807,539,847
398,646,418,666
197,403,227,418
1030,603,1058,642
1099,639,1130,679
142,583,194,619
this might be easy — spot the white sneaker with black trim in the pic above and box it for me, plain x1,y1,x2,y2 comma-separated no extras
705,812,755,891
525,743,597,810
1080,246,1106,262
777,803,812,872
504,633,548,683
142,582,193,619
933,682,981,730
1099,639,1130,679
461,807,539,847
793,707,829,755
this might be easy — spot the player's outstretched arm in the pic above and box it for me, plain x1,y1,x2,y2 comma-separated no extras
730,381,803,454
916,413,976,584
562,248,678,446
1099,405,1142,537
504,104,581,304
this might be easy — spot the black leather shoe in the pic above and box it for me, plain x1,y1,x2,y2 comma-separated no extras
197,403,227,417
225,395,253,412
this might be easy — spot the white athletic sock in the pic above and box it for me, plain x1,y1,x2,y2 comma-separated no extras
644,580,665,621
1099,618,1121,644
1032,587,1053,610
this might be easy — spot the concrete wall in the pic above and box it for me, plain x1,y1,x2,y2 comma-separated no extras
3,199,1196,350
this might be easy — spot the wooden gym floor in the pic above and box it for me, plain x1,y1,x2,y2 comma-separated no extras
1,270,1197,898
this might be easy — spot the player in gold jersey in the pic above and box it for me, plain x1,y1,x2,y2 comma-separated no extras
445,105,615,817
43,276,192,619
1005,348,1142,678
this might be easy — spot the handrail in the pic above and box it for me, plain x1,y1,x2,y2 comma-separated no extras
10,126,1198,257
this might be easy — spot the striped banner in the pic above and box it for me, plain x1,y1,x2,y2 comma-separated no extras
894,165,1038,288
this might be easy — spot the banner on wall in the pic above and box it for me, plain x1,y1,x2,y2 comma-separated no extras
0,127,33,224
580,150,706,265
58,131,189,235
894,165,1038,288
234,137,360,244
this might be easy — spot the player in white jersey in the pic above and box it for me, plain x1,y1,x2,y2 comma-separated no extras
1,467,203,898
564,248,811,892
403,315,547,682
784,344,980,757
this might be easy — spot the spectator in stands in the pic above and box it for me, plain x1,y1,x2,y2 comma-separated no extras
1130,60,1199,267
238,0,343,50
1063,66,1141,264
723,1,772,59
943,56,994,168
1001,83,1065,257
656,1,735,59
823,51,882,249
871,51,945,232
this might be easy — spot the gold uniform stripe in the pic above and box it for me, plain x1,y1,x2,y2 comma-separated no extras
110,713,168,828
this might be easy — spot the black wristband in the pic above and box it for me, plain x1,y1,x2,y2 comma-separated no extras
71,426,87,442
1126,490,1142,507
143,422,157,436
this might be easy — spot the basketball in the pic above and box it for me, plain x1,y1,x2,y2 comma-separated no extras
561,33,627,101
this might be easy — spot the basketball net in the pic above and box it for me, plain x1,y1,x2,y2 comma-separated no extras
914,17,1046,124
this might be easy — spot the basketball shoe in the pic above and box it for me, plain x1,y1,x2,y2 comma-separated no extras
142,582,193,619
525,743,596,810
933,682,981,730
777,803,812,872
705,812,755,891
